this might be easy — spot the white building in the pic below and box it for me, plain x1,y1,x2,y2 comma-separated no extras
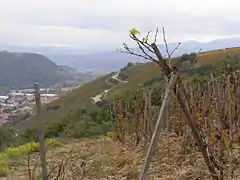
0,96,8,102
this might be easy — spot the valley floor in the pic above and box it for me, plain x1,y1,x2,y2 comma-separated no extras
1,132,225,180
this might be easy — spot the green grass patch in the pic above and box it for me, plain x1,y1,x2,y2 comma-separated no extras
0,138,61,177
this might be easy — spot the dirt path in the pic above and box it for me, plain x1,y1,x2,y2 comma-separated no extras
91,71,127,103
111,71,127,83
91,89,110,103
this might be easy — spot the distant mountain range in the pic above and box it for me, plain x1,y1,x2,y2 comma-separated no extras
0,37,239,74
45,37,240,73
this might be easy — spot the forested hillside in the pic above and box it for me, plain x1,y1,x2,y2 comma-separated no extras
0,51,71,89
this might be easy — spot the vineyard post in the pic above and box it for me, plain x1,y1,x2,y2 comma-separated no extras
139,73,178,180
34,83,48,180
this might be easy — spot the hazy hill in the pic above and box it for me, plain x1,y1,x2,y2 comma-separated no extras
0,51,71,89
59,64,98,83
49,52,144,73
45,37,240,73
1,37,239,74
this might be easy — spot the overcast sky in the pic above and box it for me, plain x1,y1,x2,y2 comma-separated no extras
0,0,239,52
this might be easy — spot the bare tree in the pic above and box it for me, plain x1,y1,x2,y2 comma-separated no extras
121,27,221,180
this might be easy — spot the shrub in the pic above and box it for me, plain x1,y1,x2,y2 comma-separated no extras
3,139,61,159
0,125,18,151
106,132,116,138
143,74,164,87
0,138,61,177
0,164,10,177
19,126,38,142
44,120,68,138
120,62,134,72
45,138,61,147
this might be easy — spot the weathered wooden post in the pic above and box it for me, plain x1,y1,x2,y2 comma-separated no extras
34,83,48,180
139,74,178,180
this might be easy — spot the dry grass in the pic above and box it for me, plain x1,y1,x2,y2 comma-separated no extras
0,133,221,180
195,47,240,65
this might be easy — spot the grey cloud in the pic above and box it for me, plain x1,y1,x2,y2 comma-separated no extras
8,10,240,37
0,0,239,48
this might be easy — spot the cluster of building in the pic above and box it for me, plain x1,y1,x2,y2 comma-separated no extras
0,89,59,124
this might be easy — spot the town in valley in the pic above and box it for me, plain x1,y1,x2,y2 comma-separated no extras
0,86,74,124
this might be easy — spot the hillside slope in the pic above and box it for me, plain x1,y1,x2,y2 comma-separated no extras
15,72,116,129
5,46,240,180
0,51,71,89
107,47,240,99
16,47,240,130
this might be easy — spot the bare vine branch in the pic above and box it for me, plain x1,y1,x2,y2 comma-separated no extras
129,33,155,54
154,27,159,44
162,27,171,59
122,43,153,61
170,42,181,57
145,31,151,42
121,44,161,67
121,26,181,70
193,48,202,64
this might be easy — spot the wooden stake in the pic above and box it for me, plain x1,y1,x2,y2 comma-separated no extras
34,83,48,180
148,91,153,139
216,82,224,180
139,74,177,180
144,92,148,139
